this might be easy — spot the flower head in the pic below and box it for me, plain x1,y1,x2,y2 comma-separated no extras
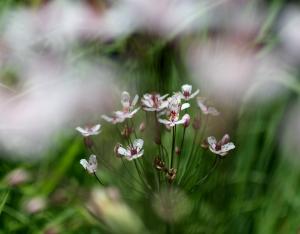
197,97,219,116
117,139,144,160
158,94,190,127
207,134,235,156
141,93,168,112
76,124,101,137
179,84,199,101
80,154,98,173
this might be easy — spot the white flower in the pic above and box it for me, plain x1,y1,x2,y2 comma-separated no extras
207,134,235,156
121,91,139,113
80,154,98,173
158,94,190,127
179,84,199,101
117,139,144,160
76,124,101,137
101,114,125,124
197,97,220,116
141,93,169,112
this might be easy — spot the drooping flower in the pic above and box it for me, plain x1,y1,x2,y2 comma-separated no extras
117,139,144,160
158,94,190,127
197,97,220,116
179,84,199,101
141,93,169,112
80,154,98,173
76,124,101,137
207,134,235,156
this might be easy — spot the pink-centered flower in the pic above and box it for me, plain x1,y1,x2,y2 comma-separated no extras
158,94,190,127
102,91,140,123
179,84,199,101
76,124,101,137
117,139,144,161
207,134,235,156
80,154,98,173
197,97,220,116
141,93,169,112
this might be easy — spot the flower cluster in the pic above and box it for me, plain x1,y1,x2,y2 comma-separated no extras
76,84,235,191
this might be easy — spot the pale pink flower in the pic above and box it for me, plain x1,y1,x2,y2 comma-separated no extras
197,97,219,116
101,114,125,124
141,93,168,112
207,134,235,156
117,139,144,160
80,154,98,173
158,94,190,127
76,124,101,137
179,84,199,101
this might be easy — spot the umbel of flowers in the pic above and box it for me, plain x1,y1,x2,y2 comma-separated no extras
76,84,235,192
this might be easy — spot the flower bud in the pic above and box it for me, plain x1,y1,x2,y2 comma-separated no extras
166,168,177,183
154,157,165,171
84,137,94,149
5,168,31,186
114,143,122,157
139,122,146,132
121,126,132,138
175,146,181,155
182,114,190,128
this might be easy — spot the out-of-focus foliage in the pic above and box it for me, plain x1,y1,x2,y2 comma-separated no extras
1,0,300,234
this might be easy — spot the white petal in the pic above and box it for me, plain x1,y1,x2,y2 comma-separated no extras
131,95,139,107
158,119,171,125
133,139,144,150
130,107,140,116
174,118,185,125
182,84,192,93
190,89,200,99
133,149,144,159
118,147,130,156
76,127,88,135
91,124,101,133
80,159,89,170
222,142,235,152
89,154,97,165
181,103,190,110
101,115,113,122
207,136,217,146
159,94,169,100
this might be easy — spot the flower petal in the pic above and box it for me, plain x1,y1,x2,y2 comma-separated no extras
207,136,217,146
222,142,235,152
91,124,101,133
133,139,144,150
117,147,130,156
80,159,89,170
181,102,190,110
131,94,139,107
76,127,88,135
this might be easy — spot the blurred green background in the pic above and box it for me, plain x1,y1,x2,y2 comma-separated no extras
1,0,300,234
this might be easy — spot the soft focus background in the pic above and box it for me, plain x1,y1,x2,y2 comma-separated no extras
1,0,300,233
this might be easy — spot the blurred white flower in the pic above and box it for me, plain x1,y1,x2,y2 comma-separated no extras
141,93,168,112
117,139,144,160
207,134,235,156
24,196,46,214
76,124,101,137
197,97,219,116
5,168,31,186
101,114,125,124
178,84,199,101
80,154,98,174
182,113,191,128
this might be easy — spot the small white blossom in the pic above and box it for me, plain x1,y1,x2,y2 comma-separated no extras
76,124,101,137
141,93,169,112
179,84,199,101
80,154,98,173
197,97,220,116
117,139,144,160
207,134,235,156
158,94,190,127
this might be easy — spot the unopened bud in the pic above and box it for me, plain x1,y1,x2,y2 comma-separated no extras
154,157,165,171
5,168,31,186
182,114,190,128
24,196,46,214
139,122,146,132
166,168,177,183
175,146,181,155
